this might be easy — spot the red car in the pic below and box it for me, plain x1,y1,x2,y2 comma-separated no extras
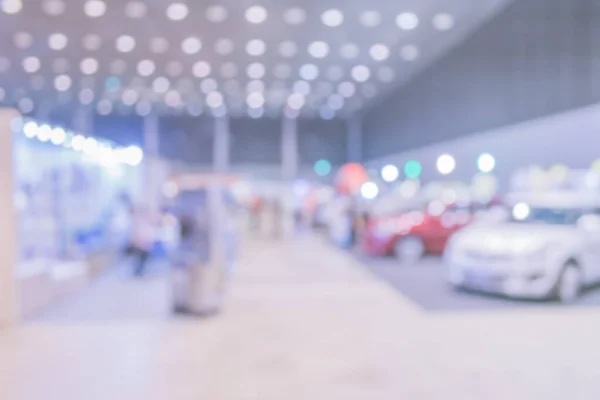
360,201,497,262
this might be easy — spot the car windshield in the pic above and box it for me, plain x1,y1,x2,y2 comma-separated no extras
510,206,583,225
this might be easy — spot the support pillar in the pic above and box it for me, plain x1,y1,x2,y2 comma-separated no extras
346,115,363,163
0,109,19,326
143,114,160,213
281,116,298,180
213,115,230,174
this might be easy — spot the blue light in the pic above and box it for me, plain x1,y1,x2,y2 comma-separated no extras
105,76,122,92
314,159,332,176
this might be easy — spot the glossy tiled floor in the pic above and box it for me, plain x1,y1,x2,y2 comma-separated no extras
1,235,600,399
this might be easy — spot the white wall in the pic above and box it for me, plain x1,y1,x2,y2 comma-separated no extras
365,102,600,191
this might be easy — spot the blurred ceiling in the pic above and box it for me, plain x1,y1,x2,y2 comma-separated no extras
0,0,511,121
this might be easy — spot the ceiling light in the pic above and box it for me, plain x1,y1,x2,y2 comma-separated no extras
246,39,266,56
166,2,188,21
278,41,297,58
433,13,455,31
54,74,72,91
247,62,265,79
193,61,211,78
2,0,22,14
50,127,66,145
401,45,420,61
150,37,169,54
182,37,202,54
246,92,264,108
321,9,343,27
359,11,381,27
82,34,102,51
116,35,136,52
206,91,223,108
79,88,94,104
299,64,319,81
220,62,237,78
396,12,419,30
308,41,329,58
340,43,359,59
97,99,112,115
125,1,147,18
18,98,34,114
48,33,68,50
287,93,304,110
13,32,33,49
43,0,65,16
293,80,310,95
165,90,182,107
214,38,234,55
152,76,170,93
137,59,155,76
273,63,291,79
337,81,355,98
245,5,267,24
22,57,40,73
122,89,138,106
205,5,228,22
80,58,99,75
283,8,305,25
351,65,370,82
369,44,390,61
201,78,218,93
247,80,264,93
328,94,344,110
84,0,106,18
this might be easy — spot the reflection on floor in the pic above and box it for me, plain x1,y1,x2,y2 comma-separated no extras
2,235,600,400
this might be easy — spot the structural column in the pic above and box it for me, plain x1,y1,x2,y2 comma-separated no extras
143,114,160,213
213,115,230,174
346,115,363,163
281,116,298,180
0,109,19,326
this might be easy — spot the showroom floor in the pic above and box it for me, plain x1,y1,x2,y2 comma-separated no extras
1,235,600,399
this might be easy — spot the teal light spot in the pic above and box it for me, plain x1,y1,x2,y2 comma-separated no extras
315,159,332,177
404,160,422,179
105,76,122,92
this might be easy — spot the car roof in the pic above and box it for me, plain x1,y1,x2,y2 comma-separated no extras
506,191,600,209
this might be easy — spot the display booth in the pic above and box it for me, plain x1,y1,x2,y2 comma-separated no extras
1,110,147,322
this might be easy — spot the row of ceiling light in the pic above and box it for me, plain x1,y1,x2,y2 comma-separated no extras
2,1,455,31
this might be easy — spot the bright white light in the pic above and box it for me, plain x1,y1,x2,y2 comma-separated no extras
287,93,304,110
293,80,310,95
82,34,102,51
299,64,319,81
205,5,228,22
369,44,390,61
80,58,98,75
152,76,170,93
193,61,211,78
150,37,169,53
340,43,359,59
22,57,40,73
477,153,496,173
214,38,234,55
116,35,136,52
182,37,202,54
50,127,66,145
37,124,52,142
360,182,379,200
360,11,381,27
283,8,305,25
84,0,106,18
2,0,22,14
71,135,86,151
246,92,264,108
166,2,188,20
337,81,355,98
206,91,223,108
54,74,72,91
278,41,297,58
245,5,267,24
48,33,68,50
396,12,419,30
201,78,218,93
401,45,420,61
121,146,143,166
381,165,399,182
125,1,146,18
23,122,38,138
436,154,456,175
308,41,329,58
351,65,370,82
321,9,343,27
82,137,98,155
246,39,266,56
512,202,531,221
137,59,155,76
433,13,455,31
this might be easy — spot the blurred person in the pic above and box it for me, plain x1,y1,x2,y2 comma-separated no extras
128,205,156,277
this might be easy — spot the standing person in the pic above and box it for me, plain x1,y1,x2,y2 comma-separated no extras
129,205,156,277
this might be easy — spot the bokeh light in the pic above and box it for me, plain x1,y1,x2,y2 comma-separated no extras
360,181,379,200
314,159,332,177
477,153,495,173
404,160,422,179
381,164,399,182
436,154,456,175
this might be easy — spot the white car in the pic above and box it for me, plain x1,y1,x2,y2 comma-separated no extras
445,192,600,303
